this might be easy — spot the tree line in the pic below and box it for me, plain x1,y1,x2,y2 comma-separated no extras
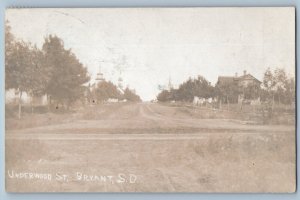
5,21,141,119
157,75,215,102
86,81,141,103
157,68,295,106
6,21,91,118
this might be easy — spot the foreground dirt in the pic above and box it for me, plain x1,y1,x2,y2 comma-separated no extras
5,103,296,192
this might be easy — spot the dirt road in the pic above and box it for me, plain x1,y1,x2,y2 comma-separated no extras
5,103,296,192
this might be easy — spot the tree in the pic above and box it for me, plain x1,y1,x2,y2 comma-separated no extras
273,68,288,104
284,77,295,104
123,87,141,102
5,41,44,119
157,75,215,102
262,68,294,105
8,41,29,118
5,21,51,118
169,88,180,101
176,76,215,101
262,68,276,109
261,67,294,122
42,35,90,109
157,90,172,102
215,81,240,104
95,81,122,102
5,20,16,90
26,45,52,113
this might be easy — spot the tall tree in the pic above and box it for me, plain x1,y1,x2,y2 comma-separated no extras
42,35,90,108
262,68,276,109
5,20,16,90
284,77,295,104
273,68,288,104
262,67,294,105
6,21,50,118
5,40,46,118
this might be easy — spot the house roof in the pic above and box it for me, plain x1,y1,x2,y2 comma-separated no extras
238,74,262,83
217,73,261,86
217,76,239,85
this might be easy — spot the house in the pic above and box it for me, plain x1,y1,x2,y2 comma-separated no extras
216,70,262,103
216,70,261,88
5,88,48,106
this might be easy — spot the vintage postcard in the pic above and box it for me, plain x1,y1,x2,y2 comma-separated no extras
5,8,296,192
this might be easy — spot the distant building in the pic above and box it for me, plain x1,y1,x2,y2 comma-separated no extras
86,66,125,104
216,70,262,103
95,67,105,83
216,70,261,88
91,66,105,89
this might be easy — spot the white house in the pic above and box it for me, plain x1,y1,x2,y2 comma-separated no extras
5,88,48,105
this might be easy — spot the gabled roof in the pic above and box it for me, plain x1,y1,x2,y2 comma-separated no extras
217,73,261,86
238,74,262,83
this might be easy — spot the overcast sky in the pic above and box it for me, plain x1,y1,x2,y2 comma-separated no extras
6,8,295,101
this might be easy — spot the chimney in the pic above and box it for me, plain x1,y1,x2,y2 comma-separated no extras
243,70,247,76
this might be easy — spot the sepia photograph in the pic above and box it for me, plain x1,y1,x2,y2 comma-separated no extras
5,7,296,192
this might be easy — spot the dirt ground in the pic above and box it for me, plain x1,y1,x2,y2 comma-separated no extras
5,103,296,192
